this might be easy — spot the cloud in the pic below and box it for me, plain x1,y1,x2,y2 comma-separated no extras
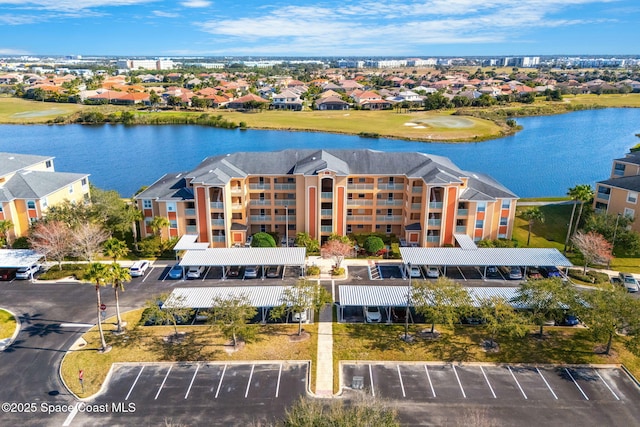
180,0,211,7
152,10,179,18
0,47,30,55
0,0,154,12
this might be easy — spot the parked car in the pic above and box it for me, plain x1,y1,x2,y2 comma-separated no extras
292,310,308,323
244,266,258,279
559,315,580,326
619,273,639,292
129,261,150,277
426,266,440,278
0,269,16,281
541,266,562,278
508,266,523,280
186,265,205,279
15,263,41,280
409,266,422,278
245,235,253,247
364,306,382,323
266,266,281,278
486,266,499,276
227,266,240,278
168,264,183,280
527,267,542,280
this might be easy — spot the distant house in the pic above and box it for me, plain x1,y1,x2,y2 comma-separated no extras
315,96,349,110
271,90,303,111
226,93,270,110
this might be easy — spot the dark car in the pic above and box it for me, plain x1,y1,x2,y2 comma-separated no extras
541,266,562,278
527,267,542,280
227,266,240,277
559,315,580,326
0,269,16,281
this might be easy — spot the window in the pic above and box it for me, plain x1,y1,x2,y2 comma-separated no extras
169,219,177,228
68,185,73,194
259,177,264,184
477,202,486,212
81,178,87,186
500,217,508,226
386,225,392,233
260,225,266,232
27,200,36,210
287,177,294,183
287,193,295,199
387,209,392,216
357,224,364,229
389,177,394,183
166,202,176,212
627,191,638,204
614,163,626,176
42,198,48,209
358,178,365,183
348,178,354,184
347,209,353,215
501,200,510,209
358,194,364,198
624,208,635,218
475,220,484,229
346,225,352,233
0,205,3,212
143,200,152,209
45,160,52,168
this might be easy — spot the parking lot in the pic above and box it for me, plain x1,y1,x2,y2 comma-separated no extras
68,362,309,426
342,362,640,425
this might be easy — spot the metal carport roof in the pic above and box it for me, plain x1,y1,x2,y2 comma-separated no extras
399,247,572,267
179,247,306,267
173,234,209,251
0,249,43,268
163,286,290,309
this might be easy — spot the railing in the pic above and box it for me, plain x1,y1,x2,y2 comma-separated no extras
320,192,333,199
376,199,403,206
210,202,224,209
412,187,423,193
347,199,373,206
184,208,196,216
320,209,333,216
346,215,372,222
249,200,271,206
376,215,402,222
273,183,296,190
457,209,468,216
230,187,243,194
428,202,443,209
596,192,610,200
249,184,271,190
250,215,271,222
411,203,422,210
320,226,333,233
212,236,225,242
455,226,466,233
186,225,198,233
211,219,224,226
232,203,243,210
378,183,404,190
427,219,441,226
426,236,440,243
347,184,374,190
274,200,294,206
274,215,296,222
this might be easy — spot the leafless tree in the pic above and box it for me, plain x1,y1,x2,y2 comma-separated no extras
572,230,612,273
70,222,110,261
29,221,71,270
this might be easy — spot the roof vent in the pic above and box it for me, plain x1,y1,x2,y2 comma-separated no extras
226,154,230,156
312,157,316,160
8,156,14,160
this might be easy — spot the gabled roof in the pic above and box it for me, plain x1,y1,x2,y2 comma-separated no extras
136,172,194,201
0,152,53,178
597,175,640,192
1,170,88,200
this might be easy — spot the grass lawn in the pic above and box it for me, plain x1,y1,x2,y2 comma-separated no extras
0,309,17,340
0,97,85,123
565,93,640,108
61,309,317,398
333,323,640,393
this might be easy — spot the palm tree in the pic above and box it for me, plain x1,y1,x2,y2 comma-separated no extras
103,237,129,262
108,263,131,333
149,216,170,239
564,184,594,253
521,207,545,246
572,184,594,236
85,263,110,353
0,219,13,247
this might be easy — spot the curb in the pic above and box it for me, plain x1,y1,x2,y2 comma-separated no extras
0,308,21,352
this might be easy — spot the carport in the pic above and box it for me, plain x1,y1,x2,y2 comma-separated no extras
178,247,306,280
399,246,572,280
162,286,291,323
0,249,43,280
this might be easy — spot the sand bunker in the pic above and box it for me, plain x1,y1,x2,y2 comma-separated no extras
403,122,417,126
13,108,68,118
414,117,476,129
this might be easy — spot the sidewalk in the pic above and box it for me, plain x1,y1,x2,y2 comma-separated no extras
315,302,334,397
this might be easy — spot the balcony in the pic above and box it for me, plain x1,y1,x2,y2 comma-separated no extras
347,199,373,206
596,192,610,200
429,202,443,209
249,199,271,206
427,236,440,243
376,199,403,206
346,215,373,222
230,187,243,194
232,203,243,210
411,203,422,210
412,187,423,193
427,219,442,226
210,202,224,209
320,226,333,233
274,183,296,190
249,184,271,190
455,226,466,233
275,215,296,222
457,209,468,216
347,183,374,190
376,215,402,222
250,215,271,222
186,225,198,233
211,219,224,226
274,200,295,206
320,209,333,217
184,208,196,216
378,183,404,190
320,192,333,199
212,235,225,242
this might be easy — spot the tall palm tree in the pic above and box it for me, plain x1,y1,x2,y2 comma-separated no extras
521,207,545,246
149,216,170,239
572,184,594,236
103,237,129,262
85,262,110,352
564,184,594,253
108,263,131,333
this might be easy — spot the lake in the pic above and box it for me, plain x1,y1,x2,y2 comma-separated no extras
0,108,639,198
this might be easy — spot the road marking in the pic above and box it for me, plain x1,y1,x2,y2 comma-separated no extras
452,365,466,398
397,365,406,398
508,366,527,399
537,368,558,399
275,363,282,398
62,404,79,426
185,364,200,399
565,368,589,400
424,365,436,398
245,364,255,398
141,267,153,283
125,366,145,400
155,365,172,400
480,366,496,398
59,323,94,328
369,364,375,397
595,370,620,400
215,364,227,398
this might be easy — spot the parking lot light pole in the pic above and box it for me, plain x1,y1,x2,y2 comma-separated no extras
285,205,288,247
404,262,411,341
608,213,621,269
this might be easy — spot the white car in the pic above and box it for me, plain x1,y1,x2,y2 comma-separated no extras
364,306,382,323
15,263,41,280
426,266,440,278
292,310,308,323
244,266,258,279
186,265,205,279
129,261,150,277
409,266,422,278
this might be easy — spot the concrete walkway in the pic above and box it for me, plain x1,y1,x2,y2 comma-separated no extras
315,301,334,397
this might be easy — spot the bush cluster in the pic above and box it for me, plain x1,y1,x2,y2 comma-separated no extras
567,269,610,284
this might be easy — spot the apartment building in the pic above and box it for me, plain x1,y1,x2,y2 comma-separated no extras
135,150,518,248
0,152,91,241
594,150,640,232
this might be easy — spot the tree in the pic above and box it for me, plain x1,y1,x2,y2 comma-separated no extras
210,293,257,348
149,90,161,109
572,230,612,273
363,235,384,255
295,232,319,253
107,263,131,333
478,296,528,348
520,207,545,246
103,237,130,262
571,184,594,237
29,221,71,270
84,263,111,352
149,216,170,238
70,222,110,261
320,238,352,269
411,277,472,334
251,231,276,247
271,280,332,335
91,186,142,238
0,219,13,246
511,278,577,336
143,293,193,338
564,184,594,253
584,212,640,256
45,200,97,229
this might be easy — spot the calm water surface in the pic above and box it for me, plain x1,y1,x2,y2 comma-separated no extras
0,108,638,197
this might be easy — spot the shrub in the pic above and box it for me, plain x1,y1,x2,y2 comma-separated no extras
38,263,88,281
363,236,385,254
306,265,321,276
567,269,610,284
251,232,276,247
11,236,30,249
331,267,345,276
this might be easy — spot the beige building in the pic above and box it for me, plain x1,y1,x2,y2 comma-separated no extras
135,149,518,247
594,150,640,231
0,152,90,241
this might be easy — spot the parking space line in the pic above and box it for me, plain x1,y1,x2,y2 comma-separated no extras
452,365,466,398
155,365,172,400
480,366,496,398
185,364,200,399
275,363,282,398
214,364,227,398
424,365,436,398
508,366,527,399
397,365,406,398
536,368,558,400
565,368,589,400
245,364,255,398
141,267,153,283
595,370,620,400
369,364,375,397
125,366,145,401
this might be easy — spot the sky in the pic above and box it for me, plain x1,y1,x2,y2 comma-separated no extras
0,0,638,57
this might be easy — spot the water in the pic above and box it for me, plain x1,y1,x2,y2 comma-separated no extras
0,108,638,198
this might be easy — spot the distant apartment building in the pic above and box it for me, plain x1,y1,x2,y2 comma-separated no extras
116,59,176,70
0,153,91,241
135,150,518,248
594,150,640,232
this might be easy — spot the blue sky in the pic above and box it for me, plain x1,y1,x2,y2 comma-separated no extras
0,0,638,57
